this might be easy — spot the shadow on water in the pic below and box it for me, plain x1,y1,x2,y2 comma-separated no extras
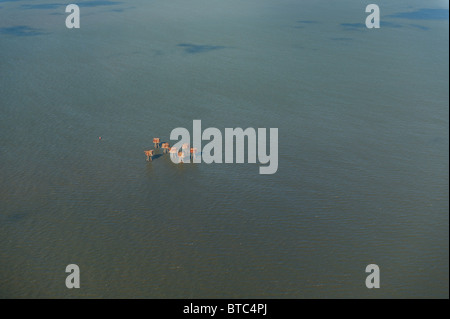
144,152,199,178
152,154,164,160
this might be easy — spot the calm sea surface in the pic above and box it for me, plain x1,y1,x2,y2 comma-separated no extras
0,0,448,298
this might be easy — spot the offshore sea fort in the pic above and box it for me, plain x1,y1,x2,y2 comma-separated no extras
0,0,448,298
144,120,278,175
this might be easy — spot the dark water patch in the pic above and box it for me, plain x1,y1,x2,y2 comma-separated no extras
340,22,366,30
297,20,318,24
78,1,122,8
22,3,62,10
22,1,121,10
330,37,353,41
0,25,46,36
390,9,449,20
108,6,134,13
177,43,226,54
293,20,318,29
382,21,403,28
341,21,403,30
409,24,430,31
4,211,30,222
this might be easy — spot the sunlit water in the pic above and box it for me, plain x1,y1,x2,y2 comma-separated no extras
0,0,448,298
